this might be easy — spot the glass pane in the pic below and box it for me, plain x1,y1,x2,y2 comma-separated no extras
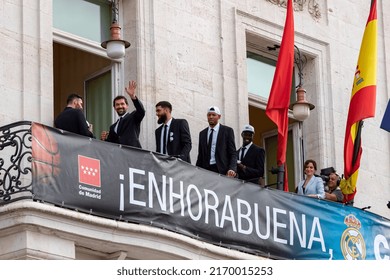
247,51,297,103
247,52,276,98
86,71,112,137
53,0,111,42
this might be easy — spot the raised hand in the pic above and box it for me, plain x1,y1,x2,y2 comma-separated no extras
125,80,137,100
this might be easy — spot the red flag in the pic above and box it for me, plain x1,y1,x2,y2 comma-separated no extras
265,0,294,192
341,0,377,203
78,155,101,187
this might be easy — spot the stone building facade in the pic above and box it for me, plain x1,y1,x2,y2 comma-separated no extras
0,0,389,259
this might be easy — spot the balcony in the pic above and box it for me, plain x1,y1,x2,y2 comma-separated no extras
0,121,262,260
1,121,390,260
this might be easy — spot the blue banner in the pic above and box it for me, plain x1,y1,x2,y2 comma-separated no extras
31,123,390,259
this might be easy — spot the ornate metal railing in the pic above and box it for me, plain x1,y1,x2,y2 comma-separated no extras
0,121,33,204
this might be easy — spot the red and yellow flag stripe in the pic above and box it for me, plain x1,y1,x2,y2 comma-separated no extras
341,0,377,199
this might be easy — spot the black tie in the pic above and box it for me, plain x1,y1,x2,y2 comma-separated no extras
240,146,246,161
208,128,214,158
163,124,168,154
116,117,123,133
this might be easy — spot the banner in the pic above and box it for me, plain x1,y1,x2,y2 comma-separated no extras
31,123,390,260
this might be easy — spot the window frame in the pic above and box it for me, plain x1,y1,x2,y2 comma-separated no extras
53,0,111,44
52,0,126,124
246,46,298,109
246,45,304,189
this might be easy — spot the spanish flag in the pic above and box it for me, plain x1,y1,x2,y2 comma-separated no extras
265,0,294,192
340,0,377,203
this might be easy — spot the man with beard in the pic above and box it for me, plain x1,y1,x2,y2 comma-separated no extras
196,106,237,177
55,93,94,138
155,101,192,163
236,124,265,185
100,80,145,148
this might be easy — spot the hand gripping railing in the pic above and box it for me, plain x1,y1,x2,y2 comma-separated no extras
0,121,33,204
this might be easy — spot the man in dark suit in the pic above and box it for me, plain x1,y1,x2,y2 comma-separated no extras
236,124,265,185
55,93,94,138
155,101,192,163
100,80,145,148
196,106,237,177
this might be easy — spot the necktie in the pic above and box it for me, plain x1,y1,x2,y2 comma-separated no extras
117,117,123,133
208,128,214,158
115,117,122,133
163,124,168,154
240,146,246,161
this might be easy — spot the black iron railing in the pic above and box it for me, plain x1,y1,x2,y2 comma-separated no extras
0,121,33,204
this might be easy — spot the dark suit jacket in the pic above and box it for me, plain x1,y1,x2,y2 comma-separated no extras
106,98,145,148
196,124,237,175
155,118,192,163
237,143,265,183
54,107,94,138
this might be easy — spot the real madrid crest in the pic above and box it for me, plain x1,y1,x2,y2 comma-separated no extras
341,214,366,259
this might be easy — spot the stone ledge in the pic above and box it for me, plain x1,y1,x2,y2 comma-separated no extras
0,200,265,260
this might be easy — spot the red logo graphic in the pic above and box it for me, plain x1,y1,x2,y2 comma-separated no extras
78,155,101,187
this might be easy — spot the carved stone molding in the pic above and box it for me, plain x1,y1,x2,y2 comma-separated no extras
266,0,321,20
307,0,321,20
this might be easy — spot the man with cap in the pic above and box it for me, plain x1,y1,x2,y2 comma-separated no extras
236,124,265,185
196,106,237,177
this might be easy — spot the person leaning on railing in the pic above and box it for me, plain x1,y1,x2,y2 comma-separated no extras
324,171,343,203
295,159,325,199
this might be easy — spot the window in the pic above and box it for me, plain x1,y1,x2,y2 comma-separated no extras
52,1,114,131
86,71,112,137
247,52,276,99
247,51,296,104
53,0,111,42
246,47,302,190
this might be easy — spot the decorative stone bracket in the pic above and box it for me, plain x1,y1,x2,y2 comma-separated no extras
266,0,321,20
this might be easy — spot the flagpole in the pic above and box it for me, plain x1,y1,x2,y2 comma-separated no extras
265,0,294,192
352,121,363,165
276,164,285,191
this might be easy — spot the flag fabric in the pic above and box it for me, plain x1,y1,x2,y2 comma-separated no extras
340,0,377,202
380,99,390,132
265,0,294,192
78,155,101,187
